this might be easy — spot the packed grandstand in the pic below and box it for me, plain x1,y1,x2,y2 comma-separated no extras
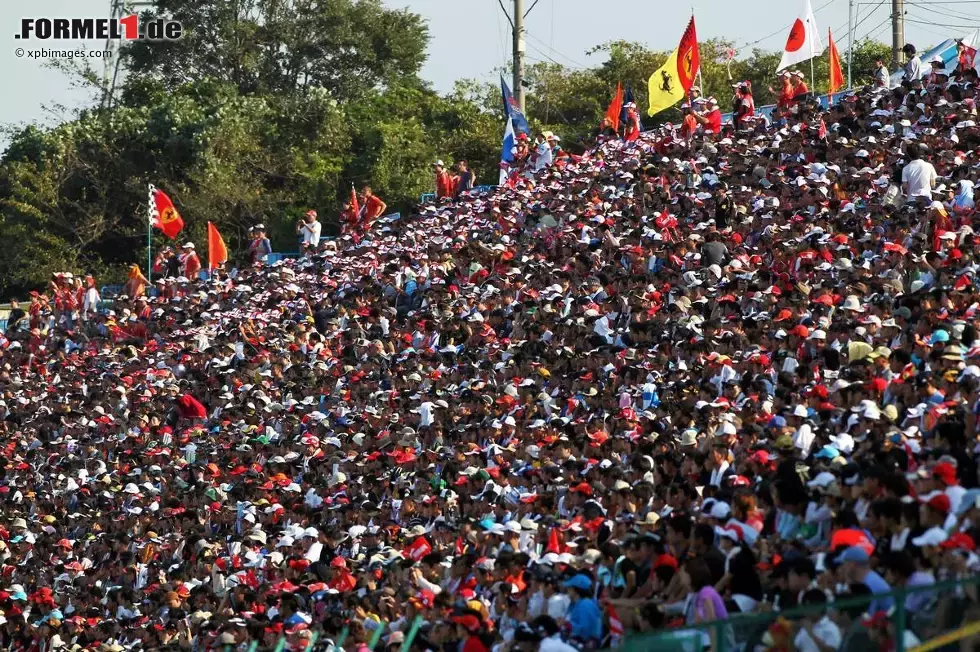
7,11,980,652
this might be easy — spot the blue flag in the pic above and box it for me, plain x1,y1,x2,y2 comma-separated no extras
621,84,642,131
499,116,516,185
501,75,530,135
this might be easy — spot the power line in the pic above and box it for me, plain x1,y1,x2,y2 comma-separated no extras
523,29,589,68
903,13,969,33
735,0,839,51
907,1,980,21
849,0,886,37
905,6,978,24
864,0,980,3
866,15,895,41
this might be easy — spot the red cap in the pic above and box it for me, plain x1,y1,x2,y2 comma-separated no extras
790,325,809,338
330,556,347,569
452,614,482,633
933,462,958,486
570,482,593,497
654,554,679,570
807,385,829,399
773,309,793,322
940,532,975,551
750,450,771,465
926,494,951,514
867,378,888,393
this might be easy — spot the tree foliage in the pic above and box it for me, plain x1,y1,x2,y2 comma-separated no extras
0,0,896,296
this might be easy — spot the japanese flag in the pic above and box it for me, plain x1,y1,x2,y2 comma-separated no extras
777,0,823,71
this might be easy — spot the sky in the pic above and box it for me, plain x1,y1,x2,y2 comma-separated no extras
0,0,973,144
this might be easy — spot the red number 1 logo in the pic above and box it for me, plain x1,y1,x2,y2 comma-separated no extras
120,14,138,40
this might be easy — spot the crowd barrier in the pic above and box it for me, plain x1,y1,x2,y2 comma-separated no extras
719,89,852,125
420,185,496,204
611,575,980,652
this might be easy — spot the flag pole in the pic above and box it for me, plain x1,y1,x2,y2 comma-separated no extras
692,7,705,97
146,184,153,284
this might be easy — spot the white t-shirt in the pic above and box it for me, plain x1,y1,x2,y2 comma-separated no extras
793,616,842,652
902,159,937,198
300,220,322,246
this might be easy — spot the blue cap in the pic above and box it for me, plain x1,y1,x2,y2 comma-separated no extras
814,445,840,460
929,329,950,345
768,415,788,429
835,546,870,564
562,574,593,591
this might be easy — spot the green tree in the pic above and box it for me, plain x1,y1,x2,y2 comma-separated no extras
124,0,429,100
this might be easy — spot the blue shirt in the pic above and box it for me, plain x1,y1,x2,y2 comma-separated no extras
567,597,603,642
864,570,894,613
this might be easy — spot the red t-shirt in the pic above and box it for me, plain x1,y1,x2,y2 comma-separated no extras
462,636,489,652
704,109,722,135
364,196,386,219
435,171,453,199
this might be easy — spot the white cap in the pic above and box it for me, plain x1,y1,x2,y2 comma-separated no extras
182,242,195,249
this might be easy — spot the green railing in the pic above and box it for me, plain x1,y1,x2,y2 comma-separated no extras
614,576,980,652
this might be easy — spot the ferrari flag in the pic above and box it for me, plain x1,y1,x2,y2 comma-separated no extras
647,17,701,117
148,185,184,240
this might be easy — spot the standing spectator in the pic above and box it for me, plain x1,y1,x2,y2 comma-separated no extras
623,102,642,142
5,299,25,334
434,160,454,200
123,264,149,298
903,43,922,86
82,275,100,320
180,243,201,278
297,210,322,254
732,82,755,130
874,58,889,87
901,142,937,202
790,71,809,99
361,187,387,225
772,70,794,111
455,160,474,197
247,224,272,264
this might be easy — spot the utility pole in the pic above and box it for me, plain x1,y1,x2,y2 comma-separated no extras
891,0,905,71
513,0,526,113
847,0,854,88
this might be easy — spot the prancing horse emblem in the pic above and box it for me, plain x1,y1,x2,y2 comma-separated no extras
660,70,674,93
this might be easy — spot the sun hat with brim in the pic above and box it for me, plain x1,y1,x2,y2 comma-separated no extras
638,512,660,526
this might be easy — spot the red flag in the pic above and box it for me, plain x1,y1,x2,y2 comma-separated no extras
148,185,184,239
604,82,624,132
207,222,228,271
546,527,566,554
827,28,844,96
677,17,700,93
405,536,432,562
960,43,977,70
350,184,360,218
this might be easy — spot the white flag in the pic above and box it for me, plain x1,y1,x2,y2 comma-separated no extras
499,116,516,186
777,0,823,71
